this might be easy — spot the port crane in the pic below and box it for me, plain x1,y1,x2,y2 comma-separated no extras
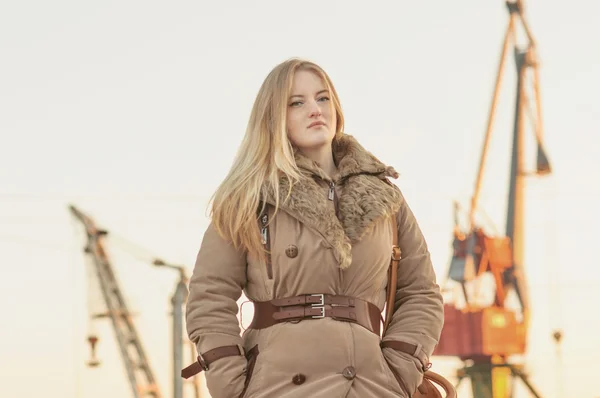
69,204,201,398
433,1,552,397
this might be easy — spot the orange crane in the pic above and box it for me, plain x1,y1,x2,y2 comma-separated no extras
433,1,552,397
69,205,201,398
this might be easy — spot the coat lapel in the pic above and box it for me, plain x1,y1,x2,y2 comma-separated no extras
262,134,403,269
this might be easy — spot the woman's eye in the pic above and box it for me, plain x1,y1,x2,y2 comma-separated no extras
290,97,329,107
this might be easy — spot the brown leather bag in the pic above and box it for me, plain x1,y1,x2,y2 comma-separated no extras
383,215,457,398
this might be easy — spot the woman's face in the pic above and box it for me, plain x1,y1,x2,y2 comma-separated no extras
286,69,336,153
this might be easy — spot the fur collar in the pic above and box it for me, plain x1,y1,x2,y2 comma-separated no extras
262,134,403,269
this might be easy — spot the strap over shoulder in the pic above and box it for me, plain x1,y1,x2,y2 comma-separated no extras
383,214,400,335
380,214,457,398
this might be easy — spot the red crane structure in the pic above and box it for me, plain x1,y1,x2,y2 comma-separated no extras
433,1,552,397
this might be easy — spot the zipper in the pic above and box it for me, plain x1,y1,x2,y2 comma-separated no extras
260,212,273,279
325,170,388,216
328,180,339,218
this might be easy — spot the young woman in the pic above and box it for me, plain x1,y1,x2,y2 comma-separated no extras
182,58,444,398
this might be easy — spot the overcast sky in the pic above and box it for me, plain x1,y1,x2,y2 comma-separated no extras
1,1,599,397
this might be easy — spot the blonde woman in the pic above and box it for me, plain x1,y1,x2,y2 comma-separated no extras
182,58,444,398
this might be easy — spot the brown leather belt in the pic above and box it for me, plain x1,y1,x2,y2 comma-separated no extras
181,344,245,379
181,294,430,388
249,293,382,335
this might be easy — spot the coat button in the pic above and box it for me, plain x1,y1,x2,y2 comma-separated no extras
285,245,298,258
292,373,306,385
342,366,356,380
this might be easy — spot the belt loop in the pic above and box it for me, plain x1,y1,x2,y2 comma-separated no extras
412,343,431,371
414,343,422,357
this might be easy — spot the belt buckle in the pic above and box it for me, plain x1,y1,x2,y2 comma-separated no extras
310,294,325,306
311,306,325,318
197,353,209,371
310,294,325,318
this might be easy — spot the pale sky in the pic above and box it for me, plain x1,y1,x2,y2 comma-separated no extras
1,1,599,397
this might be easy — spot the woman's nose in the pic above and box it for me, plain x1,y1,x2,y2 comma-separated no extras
309,102,322,117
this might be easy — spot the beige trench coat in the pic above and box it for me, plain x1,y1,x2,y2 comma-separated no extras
185,135,444,398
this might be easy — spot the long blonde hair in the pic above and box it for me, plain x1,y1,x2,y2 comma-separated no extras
209,58,345,261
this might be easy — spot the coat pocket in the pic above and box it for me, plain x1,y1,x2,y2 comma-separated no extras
239,344,260,398
386,360,410,397
381,354,410,397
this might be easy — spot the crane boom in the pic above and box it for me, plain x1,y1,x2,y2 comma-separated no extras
434,1,551,397
69,205,163,398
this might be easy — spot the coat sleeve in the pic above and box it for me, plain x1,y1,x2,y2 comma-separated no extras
381,191,445,396
185,221,248,398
